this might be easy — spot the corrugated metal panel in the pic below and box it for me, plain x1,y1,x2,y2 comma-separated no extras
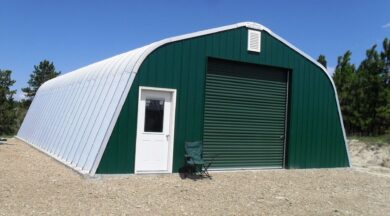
97,27,349,174
18,22,349,175
203,58,287,168
17,46,151,174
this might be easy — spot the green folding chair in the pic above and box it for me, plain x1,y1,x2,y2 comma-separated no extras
184,141,211,177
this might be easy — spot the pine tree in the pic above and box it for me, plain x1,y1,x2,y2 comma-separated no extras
0,69,17,135
357,45,389,135
317,55,327,68
381,38,390,85
333,38,390,136
22,60,60,107
378,38,390,133
333,51,358,134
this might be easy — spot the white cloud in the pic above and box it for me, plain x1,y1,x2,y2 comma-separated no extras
382,23,390,29
327,66,335,75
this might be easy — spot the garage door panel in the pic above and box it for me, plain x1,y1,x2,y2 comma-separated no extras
207,115,286,125
206,89,286,100
206,78,287,91
206,79,286,91
205,109,286,117
203,58,288,168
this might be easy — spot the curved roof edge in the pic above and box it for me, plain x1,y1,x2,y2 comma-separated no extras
17,21,349,176
91,21,350,174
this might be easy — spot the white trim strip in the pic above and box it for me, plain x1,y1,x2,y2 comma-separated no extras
208,167,282,171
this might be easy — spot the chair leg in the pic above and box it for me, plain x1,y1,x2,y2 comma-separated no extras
202,164,210,177
205,162,212,177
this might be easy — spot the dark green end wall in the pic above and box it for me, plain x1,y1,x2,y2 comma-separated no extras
96,27,349,174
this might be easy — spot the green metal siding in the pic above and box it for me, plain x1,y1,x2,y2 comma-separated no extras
96,27,349,174
203,58,288,168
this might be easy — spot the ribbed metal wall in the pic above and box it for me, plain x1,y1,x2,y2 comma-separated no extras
17,46,151,174
18,22,348,175
97,27,349,173
203,58,287,168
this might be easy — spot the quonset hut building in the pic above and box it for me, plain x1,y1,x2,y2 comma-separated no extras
17,22,350,175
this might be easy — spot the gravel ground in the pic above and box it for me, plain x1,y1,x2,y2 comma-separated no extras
1,138,390,215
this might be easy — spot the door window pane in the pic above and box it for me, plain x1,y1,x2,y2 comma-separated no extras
144,99,164,132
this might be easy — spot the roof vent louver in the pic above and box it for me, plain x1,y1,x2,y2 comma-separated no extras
247,29,261,52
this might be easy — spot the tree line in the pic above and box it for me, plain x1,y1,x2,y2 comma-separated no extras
319,37,390,136
0,60,60,135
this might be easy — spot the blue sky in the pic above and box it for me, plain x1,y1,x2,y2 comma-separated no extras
1,0,389,100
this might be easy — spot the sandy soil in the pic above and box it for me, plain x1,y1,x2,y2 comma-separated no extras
349,139,390,176
1,138,390,215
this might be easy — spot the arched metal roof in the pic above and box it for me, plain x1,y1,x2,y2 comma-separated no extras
17,22,348,175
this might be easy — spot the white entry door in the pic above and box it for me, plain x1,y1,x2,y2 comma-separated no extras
135,87,176,173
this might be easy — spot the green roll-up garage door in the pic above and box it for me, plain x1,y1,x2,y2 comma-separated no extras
203,58,288,168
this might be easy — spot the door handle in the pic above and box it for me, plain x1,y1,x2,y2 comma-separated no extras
166,134,170,138
280,135,285,140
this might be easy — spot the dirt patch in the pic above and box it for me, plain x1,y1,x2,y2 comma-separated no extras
1,138,390,215
349,139,390,175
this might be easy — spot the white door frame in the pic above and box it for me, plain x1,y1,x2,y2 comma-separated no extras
134,86,177,174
